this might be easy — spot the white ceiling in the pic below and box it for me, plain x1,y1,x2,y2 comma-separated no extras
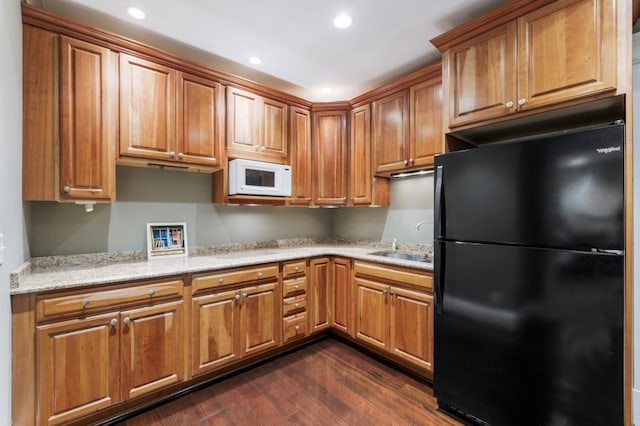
38,0,507,101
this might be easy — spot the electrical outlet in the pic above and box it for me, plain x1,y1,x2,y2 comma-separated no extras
0,234,4,266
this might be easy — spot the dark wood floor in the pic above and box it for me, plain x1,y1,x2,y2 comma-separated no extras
118,338,460,425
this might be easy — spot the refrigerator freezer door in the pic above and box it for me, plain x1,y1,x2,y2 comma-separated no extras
433,241,623,426
435,124,624,250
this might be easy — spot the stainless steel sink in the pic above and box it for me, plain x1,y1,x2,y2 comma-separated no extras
369,250,431,263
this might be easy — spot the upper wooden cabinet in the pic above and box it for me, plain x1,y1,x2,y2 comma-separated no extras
23,27,116,202
435,0,618,128
312,109,348,206
227,87,288,163
119,54,223,170
371,64,443,176
289,107,312,205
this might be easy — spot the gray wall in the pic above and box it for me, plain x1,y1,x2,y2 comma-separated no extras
333,174,434,246
29,167,333,256
0,0,25,422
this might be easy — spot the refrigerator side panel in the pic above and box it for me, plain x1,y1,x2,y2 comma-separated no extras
433,242,623,426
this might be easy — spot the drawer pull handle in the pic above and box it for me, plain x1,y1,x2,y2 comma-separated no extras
110,319,118,326
148,289,155,297
295,325,300,332
295,303,300,308
243,293,248,298
294,285,300,290
81,300,90,308
257,272,263,279
294,266,300,272
123,317,131,325
218,278,224,285
235,294,241,301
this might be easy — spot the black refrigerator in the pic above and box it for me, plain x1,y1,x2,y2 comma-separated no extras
433,122,625,426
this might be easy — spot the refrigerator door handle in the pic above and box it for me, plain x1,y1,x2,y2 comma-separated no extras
435,241,445,314
435,165,444,239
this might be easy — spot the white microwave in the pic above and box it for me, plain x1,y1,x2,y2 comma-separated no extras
228,159,292,197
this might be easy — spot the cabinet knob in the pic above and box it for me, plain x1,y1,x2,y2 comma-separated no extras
389,290,395,296
169,151,176,158
63,186,70,193
403,160,409,166
123,316,131,324
260,146,266,152
294,285,300,290
383,289,389,295
243,293,248,298
295,325,300,332
235,294,241,300
505,101,514,108
218,278,224,285
110,318,118,326
258,272,263,279
409,158,415,164
80,299,90,308
295,303,300,308
294,266,300,272
147,289,155,297
518,99,527,106
178,152,184,160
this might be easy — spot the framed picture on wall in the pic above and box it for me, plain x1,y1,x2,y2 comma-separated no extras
146,222,188,260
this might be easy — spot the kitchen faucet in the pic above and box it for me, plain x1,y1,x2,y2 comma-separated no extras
416,221,429,231
392,238,397,251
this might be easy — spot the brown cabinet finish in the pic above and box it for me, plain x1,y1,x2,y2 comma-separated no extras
349,104,373,205
389,287,434,372
354,277,388,350
37,312,119,426
176,72,224,167
120,301,184,400
289,107,312,205
241,282,281,357
192,290,241,376
308,257,331,331
409,77,444,168
262,97,288,159
119,53,176,162
331,257,351,334
312,110,348,206
372,90,410,174
439,0,617,128
23,26,116,202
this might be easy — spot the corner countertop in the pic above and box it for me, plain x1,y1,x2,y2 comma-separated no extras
10,240,433,295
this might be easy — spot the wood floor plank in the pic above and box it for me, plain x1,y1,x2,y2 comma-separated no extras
118,339,460,426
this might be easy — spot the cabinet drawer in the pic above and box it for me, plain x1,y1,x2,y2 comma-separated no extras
283,277,307,297
192,264,279,293
283,313,307,343
36,279,184,322
283,294,307,317
353,261,433,291
282,260,306,278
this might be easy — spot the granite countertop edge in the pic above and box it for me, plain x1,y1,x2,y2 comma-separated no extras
10,241,434,295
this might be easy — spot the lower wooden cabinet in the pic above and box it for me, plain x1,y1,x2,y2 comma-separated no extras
331,257,352,334
36,297,184,425
241,282,281,357
353,261,434,374
308,257,331,332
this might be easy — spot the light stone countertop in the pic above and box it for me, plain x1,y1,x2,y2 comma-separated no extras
10,242,433,295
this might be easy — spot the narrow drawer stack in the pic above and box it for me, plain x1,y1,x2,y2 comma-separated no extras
282,260,307,343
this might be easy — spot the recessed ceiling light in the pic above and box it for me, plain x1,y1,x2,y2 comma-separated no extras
333,13,353,29
249,56,262,65
322,86,333,92
126,5,146,20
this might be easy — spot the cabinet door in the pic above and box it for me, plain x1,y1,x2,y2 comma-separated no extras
289,107,312,205
119,54,176,161
372,90,410,174
192,290,241,376
331,257,351,334
517,0,616,110
410,78,443,169
240,282,280,357
389,287,434,372
262,97,288,160
37,312,119,426
309,257,331,332
60,36,115,201
312,110,348,205
177,72,224,167
120,301,184,400
354,277,388,350
349,104,372,205
226,86,261,156
447,23,517,127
